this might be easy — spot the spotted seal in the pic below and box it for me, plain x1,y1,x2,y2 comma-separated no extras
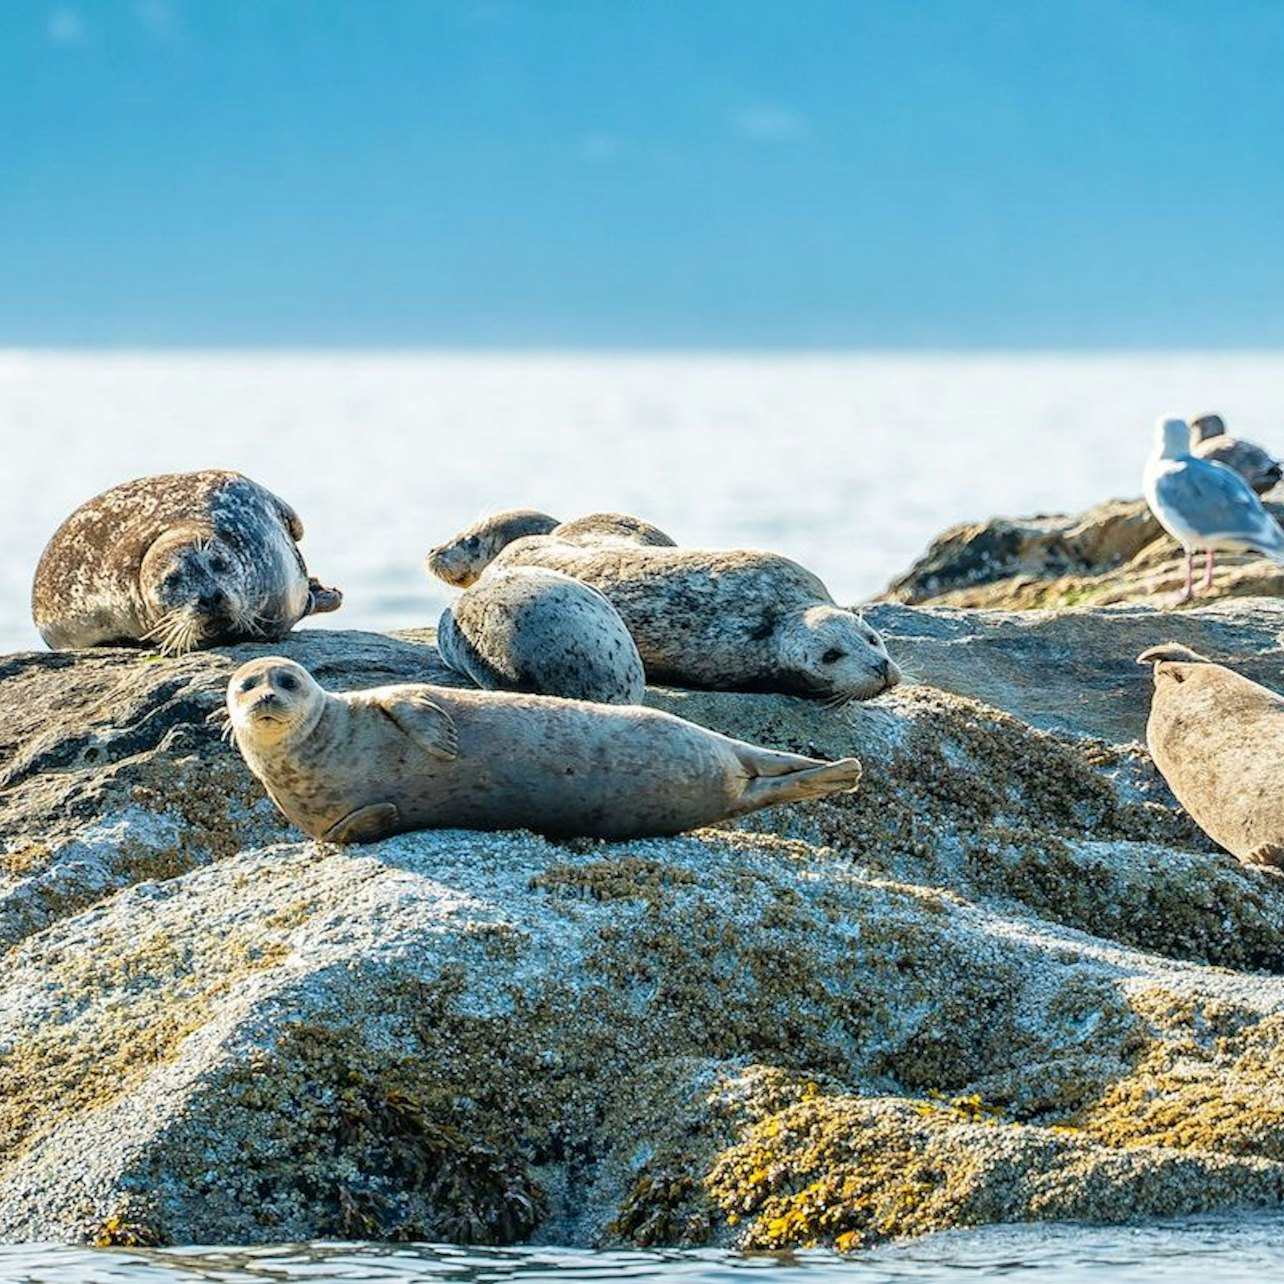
426,509,675,588
1138,642,1284,867
425,509,899,702
32,470,342,654
437,566,646,704
227,655,863,842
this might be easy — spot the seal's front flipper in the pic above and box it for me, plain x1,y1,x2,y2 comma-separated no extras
324,802,401,844
305,578,344,616
377,692,459,761
1247,842,1284,868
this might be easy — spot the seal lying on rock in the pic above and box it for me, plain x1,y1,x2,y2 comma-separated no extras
227,656,863,842
426,509,899,703
1138,642,1284,867
426,509,675,587
437,566,646,704
33,470,342,654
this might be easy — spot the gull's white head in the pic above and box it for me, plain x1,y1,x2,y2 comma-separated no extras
1154,416,1192,460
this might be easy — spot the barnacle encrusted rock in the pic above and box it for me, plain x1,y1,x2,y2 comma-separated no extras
4,612,1284,1249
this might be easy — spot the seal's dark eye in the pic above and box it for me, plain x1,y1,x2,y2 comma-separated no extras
278,673,299,691
209,556,229,573
821,648,845,665
239,675,260,692
466,537,480,552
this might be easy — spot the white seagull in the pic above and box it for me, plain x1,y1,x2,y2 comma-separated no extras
1143,415,1284,602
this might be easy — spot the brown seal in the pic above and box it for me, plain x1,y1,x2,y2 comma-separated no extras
1138,642,1284,867
437,566,646,704
32,470,342,654
425,509,898,703
227,656,863,843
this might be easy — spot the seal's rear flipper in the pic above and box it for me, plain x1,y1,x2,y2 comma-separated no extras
1247,842,1284,869
324,802,401,844
738,756,862,809
306,579,344,616
1137,643,1212,666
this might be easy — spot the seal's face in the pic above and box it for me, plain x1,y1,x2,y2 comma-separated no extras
784,607,900,704
140,530,251,654
426,510,560,587
227,657,323,747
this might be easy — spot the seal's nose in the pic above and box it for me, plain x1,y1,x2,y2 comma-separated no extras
200,588,229,613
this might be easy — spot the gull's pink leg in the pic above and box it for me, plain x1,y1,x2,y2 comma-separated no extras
1202,549,1215,590
1174,550,1194,604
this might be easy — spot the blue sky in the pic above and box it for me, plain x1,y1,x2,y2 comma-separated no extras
3,0,1284,347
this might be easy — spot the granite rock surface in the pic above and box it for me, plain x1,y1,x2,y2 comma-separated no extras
3,614,1284,1249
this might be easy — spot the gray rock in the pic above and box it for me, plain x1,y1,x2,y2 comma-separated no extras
4,618,1284,1251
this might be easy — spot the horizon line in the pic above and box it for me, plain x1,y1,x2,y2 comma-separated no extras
5,344,1284,359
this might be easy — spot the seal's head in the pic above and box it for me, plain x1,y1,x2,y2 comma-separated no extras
1191,413,1227,443
426,509,560,587
778,606,900,704
1137,642,1213,689
140,528,251,654
226,656,325,749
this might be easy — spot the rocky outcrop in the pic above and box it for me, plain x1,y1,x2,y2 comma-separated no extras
883,496,1284,609
5,614,1284,1250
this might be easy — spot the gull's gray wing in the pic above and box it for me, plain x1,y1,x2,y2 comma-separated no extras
1155,459,1284,548
1196,438,1283,492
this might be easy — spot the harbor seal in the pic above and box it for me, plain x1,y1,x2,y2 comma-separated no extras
1138,643,1284,867
437,566,646,704
426,508,675,588
32,470,342,654
227,656,863,842
426,510,899,702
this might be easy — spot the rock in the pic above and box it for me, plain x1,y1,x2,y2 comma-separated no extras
5,619,1284,1250
863,599,1284,744
882,496,1284,610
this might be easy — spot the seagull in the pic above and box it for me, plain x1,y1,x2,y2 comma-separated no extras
1190,412,1283,495
1143,415,1284,603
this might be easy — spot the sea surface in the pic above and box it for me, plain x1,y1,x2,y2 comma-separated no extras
6,1213,1284,1283
4,352,1284,1280
4,350,1284,654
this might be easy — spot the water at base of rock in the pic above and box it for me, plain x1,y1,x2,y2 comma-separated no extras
5,1215,1284,1283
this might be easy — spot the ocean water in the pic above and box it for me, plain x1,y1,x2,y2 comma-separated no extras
7,1213,1284,1283
4,350,1284,654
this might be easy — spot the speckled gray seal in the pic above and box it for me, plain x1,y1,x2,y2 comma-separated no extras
437,566,646,704
1138,642,1284,868
426,509,899,702
426,508,675,588
227,655,863,843
32,470,342,655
